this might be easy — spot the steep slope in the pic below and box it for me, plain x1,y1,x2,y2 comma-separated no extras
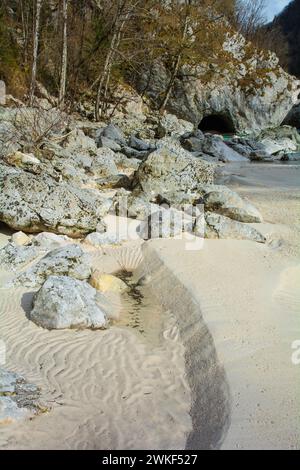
271,0,300,78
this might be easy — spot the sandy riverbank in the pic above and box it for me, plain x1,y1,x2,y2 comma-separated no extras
0,237,192,450
141,161,300,449
0,162,299,449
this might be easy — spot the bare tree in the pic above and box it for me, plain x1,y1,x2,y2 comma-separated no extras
19,0,31,66
59,0,69,109
159,1,191,114
235,0,267,40
155,0,228,113
94,0,141,121
29,0,42,106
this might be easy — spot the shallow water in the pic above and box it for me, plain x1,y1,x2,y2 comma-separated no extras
216,161,300,189
114,271,166,347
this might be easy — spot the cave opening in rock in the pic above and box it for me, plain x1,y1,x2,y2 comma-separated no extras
199,114,235,134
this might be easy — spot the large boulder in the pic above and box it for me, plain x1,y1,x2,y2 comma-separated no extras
12,244,91,288
128,135,156,152
90,147,119,177
62,128,97,153
138,208,193,240
0,120,20,156
202,212,266,243
226,137,272,161
29,276,108,330
132,143,214,197
180,130,205,153
112,153,140,173
137,207,265,243
120,146,150,160
97,136,122,152
151,185,263,223
0,164,108,237
0,106,68,155
43,140,120,183
198,185,263,223
113,189,160,221
200,135,248,162
96,124,127,147
156,113,194,138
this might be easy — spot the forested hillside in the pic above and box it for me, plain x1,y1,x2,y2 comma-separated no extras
0,1,237,115
271,0,300,78
0,0,295,121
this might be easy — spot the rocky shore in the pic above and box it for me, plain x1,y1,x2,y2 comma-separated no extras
0,92,300,448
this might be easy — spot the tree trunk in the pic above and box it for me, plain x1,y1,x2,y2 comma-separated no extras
159,52,182,115
159,5,189,114
20,0,29,65
95,1,139,121
28,0,42,106
98,18,125,119
59,0,69,109
95,31,118,121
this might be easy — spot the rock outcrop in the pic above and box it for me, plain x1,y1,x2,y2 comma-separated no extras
137,34,300,134
156,113,194,138
132,143,214,197
226,137,272,161
113,189,160,221
0,164,108,237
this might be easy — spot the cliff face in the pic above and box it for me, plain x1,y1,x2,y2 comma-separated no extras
138,33,300,135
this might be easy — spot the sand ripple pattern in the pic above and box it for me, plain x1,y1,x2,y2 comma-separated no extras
0,246,192,450
274,265,300,316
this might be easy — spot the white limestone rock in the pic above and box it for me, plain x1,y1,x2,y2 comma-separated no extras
29,276,108,330
12,244,91,288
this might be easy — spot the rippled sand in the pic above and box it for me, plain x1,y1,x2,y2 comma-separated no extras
0,162,299,449
0,240,192,450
